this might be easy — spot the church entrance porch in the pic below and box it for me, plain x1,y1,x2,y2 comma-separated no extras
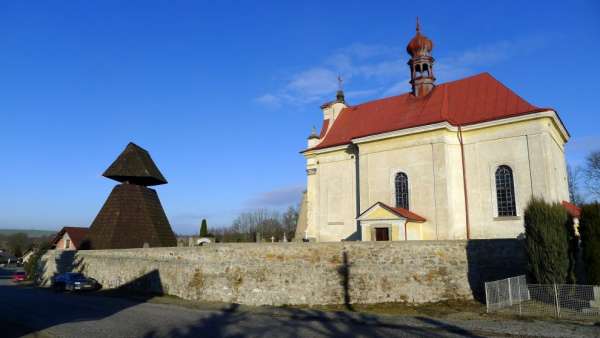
357,202,426,241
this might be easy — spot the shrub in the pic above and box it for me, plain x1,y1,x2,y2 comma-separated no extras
579,203,600,285
524,198,570,284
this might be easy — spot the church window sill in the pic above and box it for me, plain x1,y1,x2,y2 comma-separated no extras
493,216,521,221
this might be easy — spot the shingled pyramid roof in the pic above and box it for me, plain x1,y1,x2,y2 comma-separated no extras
103,142,167,186
85,184,176,249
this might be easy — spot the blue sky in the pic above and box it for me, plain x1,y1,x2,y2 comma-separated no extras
1,1,599,234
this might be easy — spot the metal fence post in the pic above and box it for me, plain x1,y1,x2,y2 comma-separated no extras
553,283,560,318
516,277,522,316
484,282,490,313
508,277,513,306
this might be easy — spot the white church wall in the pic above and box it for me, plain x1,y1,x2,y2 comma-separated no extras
314,149,357,241
463,117,569,239
303,114,569,242
358,131,444,240
463,134,532,238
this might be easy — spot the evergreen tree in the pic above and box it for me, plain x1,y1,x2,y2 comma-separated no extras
580,203,600,284
200,219,208,237
524,198,570,284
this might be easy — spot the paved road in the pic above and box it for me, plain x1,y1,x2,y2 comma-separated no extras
1,267,599,338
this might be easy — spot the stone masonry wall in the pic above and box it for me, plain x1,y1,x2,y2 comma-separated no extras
39,239,525,306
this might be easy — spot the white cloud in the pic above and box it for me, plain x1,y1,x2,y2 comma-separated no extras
246,185,304,208
287,68,338,98
255,93,282,108
256,35,548,108
346,88,382,99
382,79,411,97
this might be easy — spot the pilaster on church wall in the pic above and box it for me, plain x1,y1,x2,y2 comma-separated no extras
304,155,319,240
526,133,551,200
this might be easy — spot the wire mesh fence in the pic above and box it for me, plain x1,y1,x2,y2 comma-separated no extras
485,275,600,320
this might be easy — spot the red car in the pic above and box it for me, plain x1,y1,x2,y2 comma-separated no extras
12,271,26,282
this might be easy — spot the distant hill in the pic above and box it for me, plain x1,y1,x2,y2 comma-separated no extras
0,229,57,237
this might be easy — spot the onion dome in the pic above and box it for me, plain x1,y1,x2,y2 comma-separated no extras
406,18,433,57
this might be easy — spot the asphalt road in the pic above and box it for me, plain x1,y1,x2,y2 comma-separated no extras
1,267,599,338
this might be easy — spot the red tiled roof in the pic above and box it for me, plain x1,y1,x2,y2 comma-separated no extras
319,119,330,138
359,202,426,222
381,203,427,222
52,227,89,249
562,201,581,218
313,73,550,150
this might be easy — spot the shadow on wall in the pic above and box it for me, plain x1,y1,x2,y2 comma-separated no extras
36,250,81,286
337,251,354,311
466,239,527,302
44,250,165,296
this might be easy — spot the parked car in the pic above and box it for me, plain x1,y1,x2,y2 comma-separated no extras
51,272,99,292
12,271,26,283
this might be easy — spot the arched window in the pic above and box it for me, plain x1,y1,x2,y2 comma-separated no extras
395,172,409,210
495,165,516,216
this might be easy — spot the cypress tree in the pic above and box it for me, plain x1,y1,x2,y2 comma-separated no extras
524,198,570,284
200,219,208,237
580,203,600,285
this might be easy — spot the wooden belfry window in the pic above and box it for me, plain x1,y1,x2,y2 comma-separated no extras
495,165,516,217
395,172,409,210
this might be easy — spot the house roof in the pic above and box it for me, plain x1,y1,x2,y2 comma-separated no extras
103,142,167,186
358,202,426,222
312,73,553,150
562,201,581,218
52,227,89,249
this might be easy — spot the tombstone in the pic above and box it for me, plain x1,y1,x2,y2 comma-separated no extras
590,286,600,309
84,143,177,249
197,238,212,246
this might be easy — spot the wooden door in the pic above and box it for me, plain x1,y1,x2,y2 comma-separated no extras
375,227,390,241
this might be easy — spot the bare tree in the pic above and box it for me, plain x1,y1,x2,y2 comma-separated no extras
282,205,299,240
215,207,298,243
584,151,600,201
568,164,584,205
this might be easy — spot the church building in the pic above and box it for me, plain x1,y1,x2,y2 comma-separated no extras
299,22,570,242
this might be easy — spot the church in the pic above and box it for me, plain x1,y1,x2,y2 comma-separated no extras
299,22,570,242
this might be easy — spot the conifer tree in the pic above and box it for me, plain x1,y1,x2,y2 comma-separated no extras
524,198,570,284
579,203,600,284
200,219,208,237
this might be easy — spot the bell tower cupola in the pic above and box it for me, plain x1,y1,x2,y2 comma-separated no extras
406,18,435,97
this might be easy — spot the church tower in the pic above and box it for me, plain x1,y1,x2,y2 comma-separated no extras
84,142,177,249
406,18,435,97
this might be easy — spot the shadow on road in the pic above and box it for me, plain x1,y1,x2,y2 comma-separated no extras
139,303,487,338
0,263,163,338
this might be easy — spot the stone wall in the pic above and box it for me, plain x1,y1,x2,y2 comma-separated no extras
39,239,525,306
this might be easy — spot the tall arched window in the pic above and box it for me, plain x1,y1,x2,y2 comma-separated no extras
495,165,516,216
395,172,409,210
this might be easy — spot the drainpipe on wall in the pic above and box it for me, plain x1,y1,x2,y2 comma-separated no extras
458,125,471,240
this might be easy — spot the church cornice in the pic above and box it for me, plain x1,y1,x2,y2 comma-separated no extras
351,110,568,146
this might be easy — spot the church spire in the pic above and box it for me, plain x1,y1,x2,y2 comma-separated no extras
406,17,435,97
335,74,345,104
